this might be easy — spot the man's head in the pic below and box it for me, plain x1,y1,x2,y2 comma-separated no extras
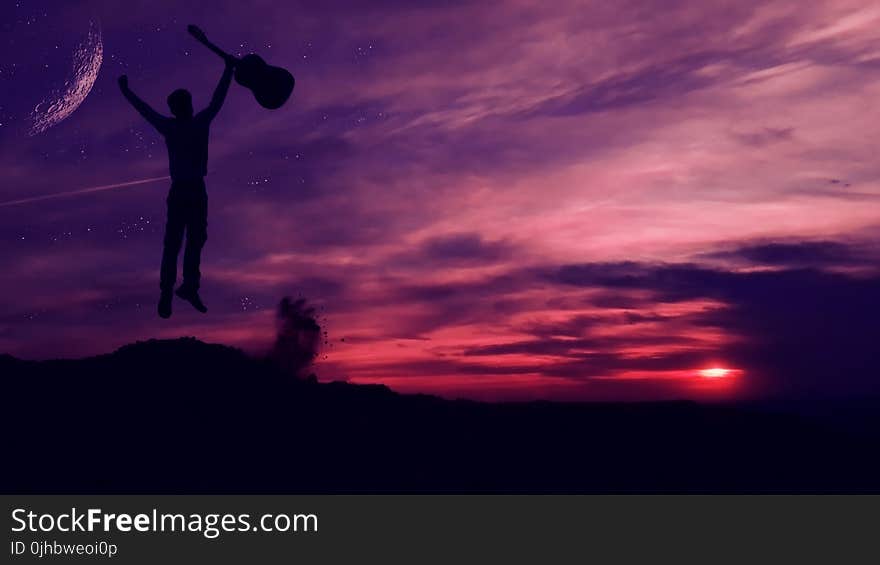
167,89,193,119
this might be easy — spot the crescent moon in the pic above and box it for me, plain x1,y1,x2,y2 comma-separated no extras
29,20,103,136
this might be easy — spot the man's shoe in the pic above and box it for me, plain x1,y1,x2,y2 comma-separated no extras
175,286,208,313
158,292,173,319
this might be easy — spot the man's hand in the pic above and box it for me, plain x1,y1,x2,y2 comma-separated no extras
118,75,128,90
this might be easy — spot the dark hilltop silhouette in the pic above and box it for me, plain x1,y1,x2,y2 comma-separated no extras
3,336,880,493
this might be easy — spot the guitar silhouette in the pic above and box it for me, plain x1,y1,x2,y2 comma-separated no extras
188,25,295,110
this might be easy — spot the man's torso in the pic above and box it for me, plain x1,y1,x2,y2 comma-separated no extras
163,112,211,180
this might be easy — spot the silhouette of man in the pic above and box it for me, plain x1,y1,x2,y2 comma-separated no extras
118,52,235,318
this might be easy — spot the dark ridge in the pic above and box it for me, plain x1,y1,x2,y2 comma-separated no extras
3,338,879,493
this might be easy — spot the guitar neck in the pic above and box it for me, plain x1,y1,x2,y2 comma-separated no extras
192,34,238,63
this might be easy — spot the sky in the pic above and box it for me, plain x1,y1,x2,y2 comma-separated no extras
1,0,879,402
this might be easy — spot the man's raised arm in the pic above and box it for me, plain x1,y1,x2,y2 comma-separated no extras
203,61,235,121
118,75,168,132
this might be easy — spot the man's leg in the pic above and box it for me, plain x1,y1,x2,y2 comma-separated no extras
159,190,186,318
177,181,208,313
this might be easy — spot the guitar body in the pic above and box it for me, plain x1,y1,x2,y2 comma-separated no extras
234,54,295,110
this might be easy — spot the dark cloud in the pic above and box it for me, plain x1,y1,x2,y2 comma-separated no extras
522,51,730,118
732,127,795,147
587,291,654,310
397,271,528,303
547,261,732,302
521,314,602,338
391,232,515,268
705,240,874,268
462,335,703,359
621,311,669,324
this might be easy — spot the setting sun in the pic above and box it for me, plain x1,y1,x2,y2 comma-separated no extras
700,367,733,379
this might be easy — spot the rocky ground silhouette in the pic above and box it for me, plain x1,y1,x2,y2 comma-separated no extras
3,337,880,493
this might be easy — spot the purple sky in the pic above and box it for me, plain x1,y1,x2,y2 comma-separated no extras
2,0,880,401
